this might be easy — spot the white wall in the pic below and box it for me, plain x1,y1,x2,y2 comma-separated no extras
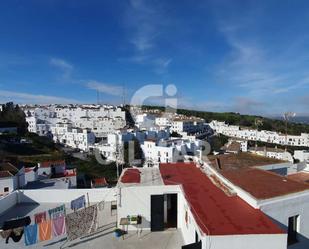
259,192,309,249
0,177,15,195
117,185,181,230
18,188,117,204
203,234,286,249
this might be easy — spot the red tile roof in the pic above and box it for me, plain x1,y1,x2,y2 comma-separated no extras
287,172,309,184
159,163,285,236
222,168,309,199
94,177,108,187
40,160,66,168
121,168,141,183
0,170,13,178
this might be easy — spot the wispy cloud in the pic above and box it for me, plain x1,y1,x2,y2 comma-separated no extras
50,57,73,79
123,0,172,74
0,90,80,104
86,81,123,96
215,17,309,101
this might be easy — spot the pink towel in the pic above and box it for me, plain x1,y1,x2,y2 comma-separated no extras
52,215,66,237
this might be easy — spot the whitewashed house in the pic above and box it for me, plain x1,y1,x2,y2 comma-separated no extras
118,163,289,249
0,162,26,196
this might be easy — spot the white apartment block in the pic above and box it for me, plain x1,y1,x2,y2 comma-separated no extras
52,123,95,151
210,120,309,147
249,147,294,162
134,113,156,129
141,138,203,167
23,104,126,138
93,128,171,162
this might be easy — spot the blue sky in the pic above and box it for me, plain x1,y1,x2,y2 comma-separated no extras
1,0,309,116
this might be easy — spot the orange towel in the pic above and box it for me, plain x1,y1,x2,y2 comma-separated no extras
39,220,52,241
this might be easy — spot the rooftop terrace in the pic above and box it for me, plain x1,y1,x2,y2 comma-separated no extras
159,163,285,236
222,168,309,199
0,200,183,249
206,152,286,171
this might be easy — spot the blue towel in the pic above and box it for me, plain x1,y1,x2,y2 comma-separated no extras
24,224,38,246
71,195,86,210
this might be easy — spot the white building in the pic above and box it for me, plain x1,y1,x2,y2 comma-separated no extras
0,162,26,196
210,120,309,147
249,147,294,163
294,150,309,162
117,164,289,249
23,104,126,138
141,138,203,167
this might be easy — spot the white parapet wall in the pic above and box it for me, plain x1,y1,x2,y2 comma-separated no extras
0,188,117,215
18,188,117,204
203,234,287,249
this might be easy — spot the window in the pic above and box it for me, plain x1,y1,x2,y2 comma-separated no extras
4,187,9,192
288,215,299,245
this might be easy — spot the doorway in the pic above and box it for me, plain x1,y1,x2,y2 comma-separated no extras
150,193,178,232
165,194,178,228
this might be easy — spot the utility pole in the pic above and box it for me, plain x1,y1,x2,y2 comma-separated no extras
283,112,296,151
96,89,100,105
254,118,263,151
115,136,123,179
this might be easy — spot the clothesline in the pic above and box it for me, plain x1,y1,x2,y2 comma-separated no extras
0,194,106,247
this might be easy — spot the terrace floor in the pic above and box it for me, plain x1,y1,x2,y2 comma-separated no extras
0,202,184,249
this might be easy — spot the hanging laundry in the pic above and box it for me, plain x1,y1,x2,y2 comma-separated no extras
24,224,38,246
52,215,66,237
34,211,47,224
0,229,12,239
66,204,98,241
48,204,66,219
98,200,105,211
70,195,86,211
96,202,105,228
39,220,52,242
2,216,31,230
2,227,24,244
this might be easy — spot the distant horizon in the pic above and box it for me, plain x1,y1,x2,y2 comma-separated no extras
4,101,309,120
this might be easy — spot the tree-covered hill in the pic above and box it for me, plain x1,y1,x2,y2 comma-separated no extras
141,105,309,135
0,102,28,135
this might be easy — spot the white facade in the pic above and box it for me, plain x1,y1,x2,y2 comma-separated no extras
294,150,309,163
249,148,294,163
141,139,203,167
24,104,126,138
210,120,309,147
0,168,26,196
0,176,15,196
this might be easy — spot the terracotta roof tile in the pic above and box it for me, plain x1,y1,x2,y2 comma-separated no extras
222,168,309,199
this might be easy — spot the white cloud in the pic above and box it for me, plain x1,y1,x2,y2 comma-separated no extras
86,81,123,96
50,58,73,79
123,0,172,74
0,90,80,104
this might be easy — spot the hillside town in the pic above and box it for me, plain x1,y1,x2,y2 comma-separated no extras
1,1,309,249
0,103,308,249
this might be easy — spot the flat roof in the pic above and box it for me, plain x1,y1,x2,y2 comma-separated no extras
206,152,285,171
120,168,163,186
159,163,285,236
120,168,141,184
287,172,309,185
221,168,309,199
